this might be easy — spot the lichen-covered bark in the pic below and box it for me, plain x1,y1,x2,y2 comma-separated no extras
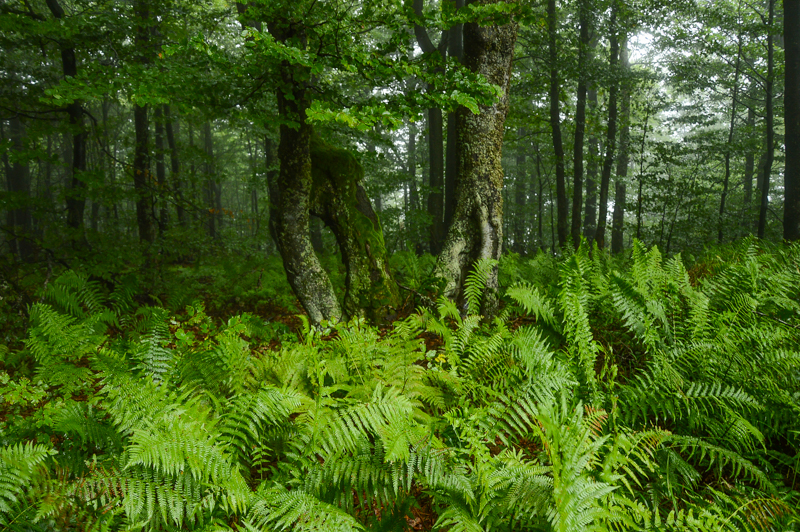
271,65,341,325
435,2,517,318
309,137,400,322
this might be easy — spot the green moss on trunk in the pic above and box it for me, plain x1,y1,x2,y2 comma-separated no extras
309,137,400,322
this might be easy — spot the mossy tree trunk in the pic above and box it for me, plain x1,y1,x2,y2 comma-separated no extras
310,138,400,322
270,62,342,325
435,1,517,318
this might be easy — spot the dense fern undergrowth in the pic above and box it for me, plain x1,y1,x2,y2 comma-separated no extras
2,238,800,531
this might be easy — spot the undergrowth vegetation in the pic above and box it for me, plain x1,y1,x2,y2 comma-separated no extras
1,238,799,531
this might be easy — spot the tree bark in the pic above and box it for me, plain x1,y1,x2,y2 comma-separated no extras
272,77,342,324
513,128,527,254
414,0,448,255
163,105,185,225
45,0,86,239
784,0,800,241
436,1,517,317
133,0,155,244
595,1,620,250
719,34,742,243
611,38,629,254
742,105,755,232
571,0,591,248
758,0,774,239
3,117,33,260
547,0,568,248
203,122,217,239
583,85,599,242
154,105,168,234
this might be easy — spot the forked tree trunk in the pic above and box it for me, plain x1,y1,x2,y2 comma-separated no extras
436,1,517,317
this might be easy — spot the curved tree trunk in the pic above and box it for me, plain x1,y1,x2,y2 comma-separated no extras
271,64,341,325
436,1,517,318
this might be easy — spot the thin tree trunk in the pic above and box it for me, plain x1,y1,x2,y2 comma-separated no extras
45,0,86,239
595,0,620,250
719,35,742,243
444,0,464,231
514,128,527,254
742,105,755,231
537,145,544,251
758,0,775,239
547,0,568,248
163,105,185,225
784,0,800,241
203,122,217,239
611,38,630,254
414,0,448,255
636,102,651,240
154,105,168,234
584,86,599,242
571,0,591,248
3,117,33,260
133,0,155,244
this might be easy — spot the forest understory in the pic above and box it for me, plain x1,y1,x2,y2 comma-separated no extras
1,238,799,531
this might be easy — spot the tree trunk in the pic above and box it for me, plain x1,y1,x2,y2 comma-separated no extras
537,145,545,251
163,105,185,225
571,0,591,248
203,122,217,239
611,38,629,254
272,74,342,324
547,0,568,249
513,128,527,254
583,85,599,242
154,105,168,234
784,0,800,241
444,0,464,231
45,0,86,239
309,138,400,321
133,0,155,244
414,0,448,255
742,105,755,231
595,1,620,250
3,117,33,260
436,1,517,317
758,0,774,239
719,35,742,243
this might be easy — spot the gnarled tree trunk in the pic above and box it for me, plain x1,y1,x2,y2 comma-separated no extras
309,138,400,322
435,0,517,317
